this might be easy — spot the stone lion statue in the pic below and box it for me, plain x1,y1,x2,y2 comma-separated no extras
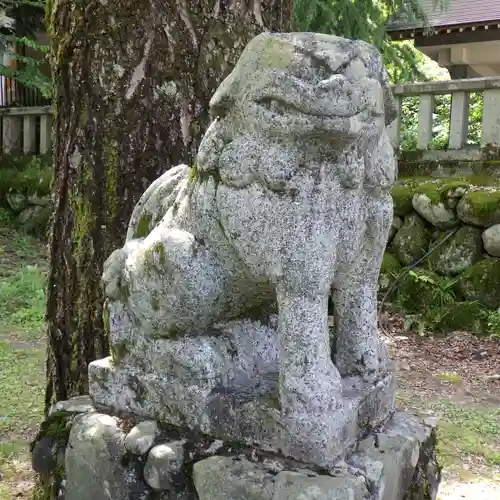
102,32,397,459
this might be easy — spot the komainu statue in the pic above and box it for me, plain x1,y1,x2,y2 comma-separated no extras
91,32,398,467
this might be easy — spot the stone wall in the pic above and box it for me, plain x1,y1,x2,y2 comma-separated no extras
383,172,500,332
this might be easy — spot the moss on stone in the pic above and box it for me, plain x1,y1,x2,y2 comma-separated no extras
458,189,500,227
151,290,160,311
133,212,153,239
424,301,489,335
391,174,500,217
391,185,415,217
426,226,483,276
381,252,401,275
458,259,500,309
392,213,430,266
110,341,129,365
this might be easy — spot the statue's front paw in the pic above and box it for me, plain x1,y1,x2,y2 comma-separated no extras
102,248,128,300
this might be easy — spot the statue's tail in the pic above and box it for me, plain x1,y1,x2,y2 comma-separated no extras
126,164,189,241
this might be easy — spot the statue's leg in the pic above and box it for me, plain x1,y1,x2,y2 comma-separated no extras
333,192,392,380
276,283,342,462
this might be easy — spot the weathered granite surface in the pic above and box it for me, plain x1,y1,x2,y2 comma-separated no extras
91,31,398,468
55,400,439,500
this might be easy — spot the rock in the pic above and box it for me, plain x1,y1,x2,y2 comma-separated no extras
91,31,399,468
458,259,500,309
392,213,430,266
379,252,401,291
124,420,158,455
31,436,57,476
49,395,95,417
193,456,370,500
6,192,28,212
27,194,50,206
193,456,276,500
394,269,442,314
391,185,415,217
65,412,147,500
16,204,51,237
348,411,441,500
273,472,370,499
457,189,500,227
412,193,459,229
388,216,403,242
144,441,185,491
427,226,483,275
483,224,500,257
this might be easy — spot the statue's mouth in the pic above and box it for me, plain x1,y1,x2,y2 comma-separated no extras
255,96,381,122
256,97,356,119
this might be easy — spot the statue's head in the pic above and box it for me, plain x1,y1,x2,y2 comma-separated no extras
209,32,397,144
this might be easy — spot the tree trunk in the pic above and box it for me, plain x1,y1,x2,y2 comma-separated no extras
44,0,291,413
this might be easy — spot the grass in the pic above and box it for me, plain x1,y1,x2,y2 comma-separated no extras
0,212,47,499
397,392,500,477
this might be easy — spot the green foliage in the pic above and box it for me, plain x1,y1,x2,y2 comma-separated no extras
292,0,450,83
400,92,484,150
0,156,52,200
0,1,51,98
487,308,500,337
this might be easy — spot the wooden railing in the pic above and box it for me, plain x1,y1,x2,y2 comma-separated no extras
389,77,500,150
0,106,52,154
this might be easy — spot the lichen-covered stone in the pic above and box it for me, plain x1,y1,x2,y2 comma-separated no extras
144,441,186,491
193,411,440,500
349,411,440,500
391,184,415,217
379,252,401,291
393,269,443,314
65,413,147,500
92,32,398,468
388,215,403,242
458,259,500,309
482,224,500,257
427,226,483,275
192,456,276,500
6,192,28,212
49,395,95,417
412,192,459,229
457,189,500,227
124,420,158,456
392,213,430,266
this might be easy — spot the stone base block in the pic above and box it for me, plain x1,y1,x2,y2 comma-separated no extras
192,411,441,500
37,395,440,500
89,355,395,467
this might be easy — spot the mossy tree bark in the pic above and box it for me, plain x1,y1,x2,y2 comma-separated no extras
44,0,291,413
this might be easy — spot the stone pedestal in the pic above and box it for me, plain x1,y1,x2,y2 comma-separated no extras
32,397,440,500
89,314,396,468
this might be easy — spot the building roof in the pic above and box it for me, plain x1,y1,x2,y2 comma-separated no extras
387,0,500,32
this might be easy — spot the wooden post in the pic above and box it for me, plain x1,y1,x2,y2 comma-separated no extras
417,94,433,150
448,91,470,149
